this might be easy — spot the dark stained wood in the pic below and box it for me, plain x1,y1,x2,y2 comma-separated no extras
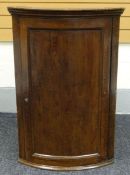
30,29,101,156
107,16,121,159
8,7,124,16
9,7,124,170
12,16,26,159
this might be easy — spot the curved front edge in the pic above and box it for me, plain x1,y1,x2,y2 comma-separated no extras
18,158,114,171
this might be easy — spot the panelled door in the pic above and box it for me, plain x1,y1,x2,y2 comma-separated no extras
18,16,112,167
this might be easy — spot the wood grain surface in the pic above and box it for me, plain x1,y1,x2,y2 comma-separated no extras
9,7,123,170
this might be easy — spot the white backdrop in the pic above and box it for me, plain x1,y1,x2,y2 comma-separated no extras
0,42,15,87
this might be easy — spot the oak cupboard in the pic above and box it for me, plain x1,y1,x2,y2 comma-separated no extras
8,7,124,170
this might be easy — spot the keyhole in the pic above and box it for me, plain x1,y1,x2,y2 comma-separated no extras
24,98,28,103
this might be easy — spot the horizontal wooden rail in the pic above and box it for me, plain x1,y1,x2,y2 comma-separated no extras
0,16,130,29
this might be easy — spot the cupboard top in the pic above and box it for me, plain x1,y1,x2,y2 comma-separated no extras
8,7,124,17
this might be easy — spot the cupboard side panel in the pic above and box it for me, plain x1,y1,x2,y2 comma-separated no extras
12,16,26,159
108,16,120,159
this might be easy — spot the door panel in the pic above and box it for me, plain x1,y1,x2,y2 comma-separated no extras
19,17,112,164
29,29,101,156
